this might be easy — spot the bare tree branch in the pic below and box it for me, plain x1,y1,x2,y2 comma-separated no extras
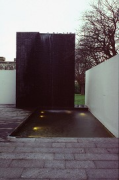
75,0,119,94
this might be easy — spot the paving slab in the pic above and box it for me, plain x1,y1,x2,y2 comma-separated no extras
66,142,96,148
96,142,119,148
65,160,95,168
84,147,109,153
14,147,85,153
107,148,119,153
9,179,49,180
10,159,45,168
44,160,65,169
54,153,75,160
94,160,119,168
21,168,87,179
52,142,65,148
0,168,23,178
0,159,12,167
86,169,119,179
0,152,54,160
75,153,118,160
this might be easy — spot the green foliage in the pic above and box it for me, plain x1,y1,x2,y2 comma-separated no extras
74,94,85,105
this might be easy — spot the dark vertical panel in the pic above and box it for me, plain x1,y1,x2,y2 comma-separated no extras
16,32,75,108
16,32,39,107
37,34,52,108
51,34,75,108
16,33,52,108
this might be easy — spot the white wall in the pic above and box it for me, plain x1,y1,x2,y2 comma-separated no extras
85,54,119,137
0,70,16,104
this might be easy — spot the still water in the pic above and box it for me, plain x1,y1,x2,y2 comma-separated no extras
11,109,113,138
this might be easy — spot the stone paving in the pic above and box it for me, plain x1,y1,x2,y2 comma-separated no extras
0,105,33,139
0,105,119,179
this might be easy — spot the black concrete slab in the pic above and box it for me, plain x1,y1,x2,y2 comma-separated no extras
16,33,75,108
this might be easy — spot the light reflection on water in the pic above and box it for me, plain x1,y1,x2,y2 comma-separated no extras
79,113,86,116
41,110,73,114
33,127,42,130
65,110,72,114
46,110,65,113
39,115,44,118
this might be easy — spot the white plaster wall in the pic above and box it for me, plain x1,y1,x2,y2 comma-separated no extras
0,70,16,104
85,54,119,137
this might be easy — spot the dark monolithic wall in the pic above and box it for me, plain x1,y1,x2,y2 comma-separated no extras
16,32,75,108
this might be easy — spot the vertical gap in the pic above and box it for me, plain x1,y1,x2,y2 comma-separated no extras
50,34,54,109
51,35,54,109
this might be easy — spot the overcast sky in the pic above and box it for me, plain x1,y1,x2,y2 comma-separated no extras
0,0,91,61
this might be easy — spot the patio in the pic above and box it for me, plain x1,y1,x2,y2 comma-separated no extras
0,105,118,179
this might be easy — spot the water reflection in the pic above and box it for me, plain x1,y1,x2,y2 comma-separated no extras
47,110,64,113
11,109,113,138
65,110,72,114
28,135,44,138
33,127,42,130
79,113,86,116
39,115,44,118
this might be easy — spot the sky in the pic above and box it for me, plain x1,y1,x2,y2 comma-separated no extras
0,0,91,61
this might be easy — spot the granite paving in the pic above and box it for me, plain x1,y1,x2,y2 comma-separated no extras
0,105,119,179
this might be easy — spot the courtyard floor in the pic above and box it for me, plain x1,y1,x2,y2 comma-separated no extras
0,105,118,179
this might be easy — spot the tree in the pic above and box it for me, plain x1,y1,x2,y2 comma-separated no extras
75,0,119,94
